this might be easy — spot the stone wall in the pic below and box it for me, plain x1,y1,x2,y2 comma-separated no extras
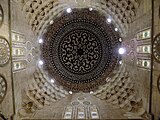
0,0,14,119
123,0,152,116
0,0,160,119
10,0,38,119
152,0,160,119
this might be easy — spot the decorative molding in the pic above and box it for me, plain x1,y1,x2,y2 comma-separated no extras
19,68,68,117
136,28,151,41
0,37,10,67
12,60,27,72
158,75,160,94
41,9,120,92
0,4,4,27
63,97,100,119
0,75,7,104
153,33,160,63
21,0,140,36
159,5,160,19
93,64,148,119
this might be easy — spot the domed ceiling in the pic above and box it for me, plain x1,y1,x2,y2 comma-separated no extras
41,9,120,92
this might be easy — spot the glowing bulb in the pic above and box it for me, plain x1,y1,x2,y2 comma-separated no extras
118,48,126,55
115,28,118,31
38,39,43,44
119,60,122,64
66,8,72,13
119,38,122,42
50,20,53,25
51,79,55,83
69,91,72,94
107,18,112,23
39,60,43,65
89,7,93,11
90,91,93,94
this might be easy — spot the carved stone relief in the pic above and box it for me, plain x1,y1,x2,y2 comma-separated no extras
0,37,10,67
63,97,99,119
93,64,148,119
0,75,7,104
0,4,3,27
153,33,160,63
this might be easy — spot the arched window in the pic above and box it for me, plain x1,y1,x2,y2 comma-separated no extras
63,97,100,119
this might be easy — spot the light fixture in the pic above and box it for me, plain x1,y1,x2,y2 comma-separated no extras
119,38,122,42
51,79,55,83
39,60,43,65
107,18,112,23
90,91,93,94
50,20,53,25
119,60,122,64
38,39,43,44
66,8,72,13
69,91,72,94
118,48,126,55
115,28,118,31
89,7,93,11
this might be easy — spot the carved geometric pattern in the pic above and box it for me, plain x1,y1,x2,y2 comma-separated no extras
153,33,160,63
93,65,146,119
19,68,68,116
0,4,3,27
0,37,10,66
0,75,7,104
41,9,120,92
58,29,102,75
22,0,140,36
63,97,99,119
158,75,160,93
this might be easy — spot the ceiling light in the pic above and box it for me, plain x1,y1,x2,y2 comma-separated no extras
51,79,55,83
38,39,43,44
118,48,126,55
50,20,53,25
38,60,43,65
119,38,122,42
69,91,72,94
119,60,122,64
115,28,118,31
107,18,112,23
66,8,72,13
89,7,93,11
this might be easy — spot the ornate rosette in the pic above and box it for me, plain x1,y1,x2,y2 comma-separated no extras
41,9,120,91
153,33,160,63
0,4,3,27
0,37,10,66
0,75,7,104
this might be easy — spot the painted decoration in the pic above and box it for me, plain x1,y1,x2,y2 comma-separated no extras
13,60,27,72
0,37,10,66
137,59,150,69
12,32,25,43
41,9,120,91
12,47,26,57
137,45,151,54
136,29,151,40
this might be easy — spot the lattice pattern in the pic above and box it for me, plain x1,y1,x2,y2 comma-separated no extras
19,0,140,36
41,9,120,91
22,68,68,113
93,64,147,119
